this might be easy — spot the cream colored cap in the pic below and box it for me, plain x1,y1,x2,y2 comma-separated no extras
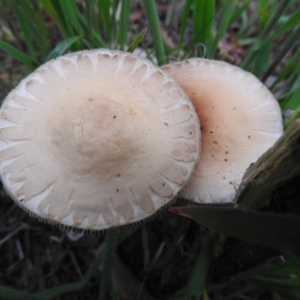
0,50,200,230
163,59,283,204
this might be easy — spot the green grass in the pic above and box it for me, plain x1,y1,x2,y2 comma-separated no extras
0,0,300,299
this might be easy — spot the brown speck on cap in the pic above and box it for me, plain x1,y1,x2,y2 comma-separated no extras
163,58,283,204
0,49,201,231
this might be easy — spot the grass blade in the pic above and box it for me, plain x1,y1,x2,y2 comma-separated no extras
193,0,215,57
50,0,75,37
127,27,147,53
276,9,300,36
210,0,238,57
98,231,119,300
179,0,193,48
169,206,300,254
144,0,166,65
77,13,107,48
262,25,300,82
0,285,44,300
242,0,290,70
98,0,114,45
118,0,130,50
35,230,132,299
253,39,271,76
11,0,35,57
36,282,85,300
193,0,215,40
184,231,216,299
0,40,39,70
281,88,300,111
258,0,269,30
46,36,83,61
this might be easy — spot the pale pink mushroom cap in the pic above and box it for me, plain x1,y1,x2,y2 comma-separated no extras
163,59,283,204
0,50,200,230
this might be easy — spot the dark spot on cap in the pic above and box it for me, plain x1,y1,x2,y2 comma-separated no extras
88,97,94,102
116,189,119,192
162,183,165,186
248,135,251,139
164,123,169,126
224,159,228,162
212,141,218,144
113,116,116,119
210,131,214,134
20,199,24,202
116,174,121,177
190,132,192,135
225,151,228,154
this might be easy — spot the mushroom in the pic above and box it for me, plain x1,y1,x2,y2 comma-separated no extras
162,58,283,204
0,49,201,231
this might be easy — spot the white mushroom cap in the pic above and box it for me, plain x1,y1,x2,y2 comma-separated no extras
0,49,200,230
162,59,283,204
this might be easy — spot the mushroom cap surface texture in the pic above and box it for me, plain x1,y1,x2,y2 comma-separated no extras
0,49,201,230
162,58,283,204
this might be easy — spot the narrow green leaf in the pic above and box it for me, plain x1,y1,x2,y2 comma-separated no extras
230,0,251,26
126,28,147,53
98,0,113,45
276,9,300,36
118,0,130,50
262,24,300,82
62,0,82,34
185,231,216,299
46,36,83,61
208,262,295,292
40,0,61,30
98,231,119,300
35,232,115,299
259,0,289,38
169,206,300,254
251,275,300,289
281,88,300,110
77,13,107,48
0,40,39,70
0,285,44,300
36,282,85,299
11,0,35,57
271,51,300,90
242,0,290,70
50,0,74,37
143,0,166,65
258,0,269,29
32,2,51,53
252,39,271,76
193,0,215,57
179,0,193,47
210,0,238,57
